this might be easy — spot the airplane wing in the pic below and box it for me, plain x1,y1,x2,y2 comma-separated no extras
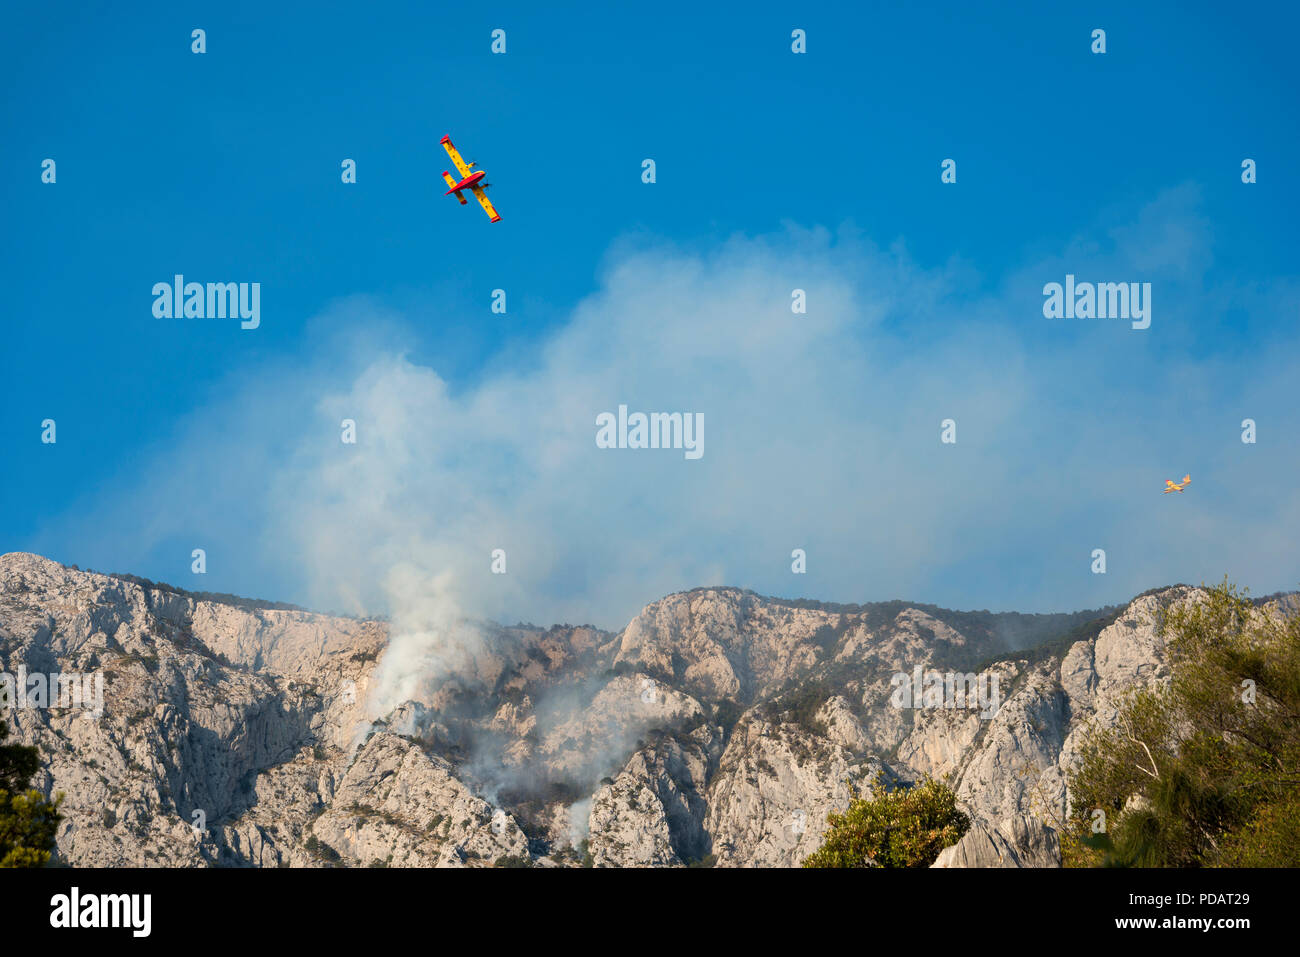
470,185,501,223
1165,480,1176,488
441,171,468,204
440,136,472,178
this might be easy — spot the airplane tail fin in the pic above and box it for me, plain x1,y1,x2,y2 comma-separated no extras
1183,474,1191,484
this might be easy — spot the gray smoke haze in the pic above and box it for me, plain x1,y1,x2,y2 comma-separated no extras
28,190,1300,727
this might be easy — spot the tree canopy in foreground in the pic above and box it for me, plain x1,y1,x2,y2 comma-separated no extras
802,775,969,868
0,719,63,867
1065,580,1300,867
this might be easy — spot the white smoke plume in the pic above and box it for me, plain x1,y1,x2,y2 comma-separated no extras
28,197,1300,730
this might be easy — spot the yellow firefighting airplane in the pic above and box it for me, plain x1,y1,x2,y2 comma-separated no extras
1163,474,1191,494
440,135,500,223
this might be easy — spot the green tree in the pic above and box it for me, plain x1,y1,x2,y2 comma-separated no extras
0,720,64,867
802,775,969,868
1065,579,1300,867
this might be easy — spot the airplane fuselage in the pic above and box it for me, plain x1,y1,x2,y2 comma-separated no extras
445,170,486,195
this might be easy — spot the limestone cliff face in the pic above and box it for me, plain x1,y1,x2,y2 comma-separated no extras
1,553,385,866
0,552,1215,867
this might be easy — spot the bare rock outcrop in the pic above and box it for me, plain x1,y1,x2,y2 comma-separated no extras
3,551,1233,869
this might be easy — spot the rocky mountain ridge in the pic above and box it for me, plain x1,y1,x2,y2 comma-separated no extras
0,551,1207,867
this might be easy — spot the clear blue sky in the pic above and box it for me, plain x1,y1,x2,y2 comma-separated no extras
3,1,1298,626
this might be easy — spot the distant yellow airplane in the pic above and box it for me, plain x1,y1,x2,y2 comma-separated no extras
439,135,501,223
1162,474,1191,494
